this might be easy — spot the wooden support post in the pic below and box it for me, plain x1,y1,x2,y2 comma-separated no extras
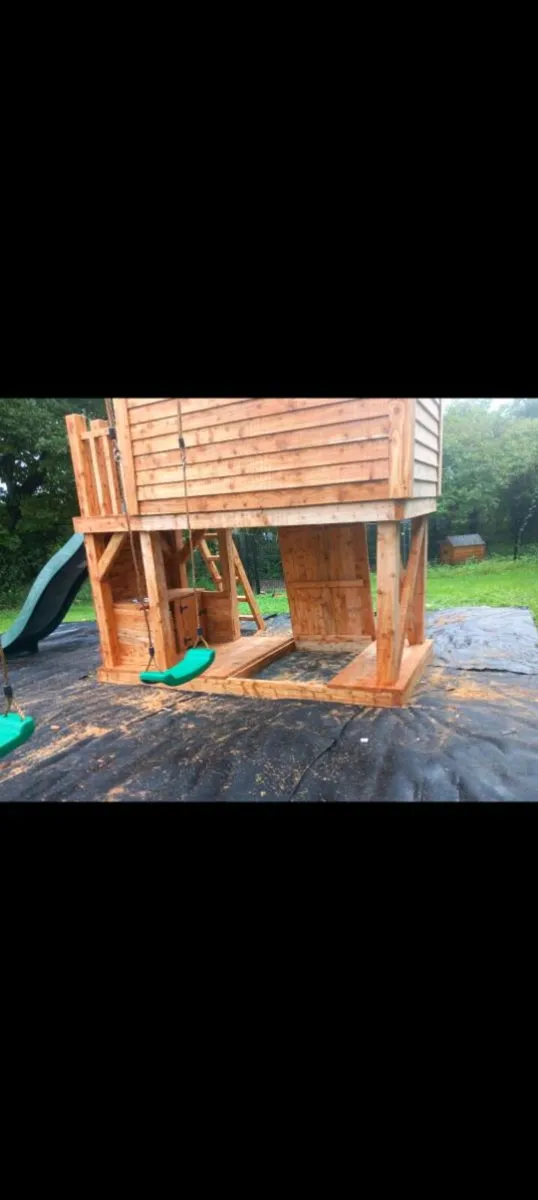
354,523,376,639
397,518,426,661
84,535,120,667
388,399,415,499
140,532,177,668
217,531,240,640
66,414,98,517
407,516,428,645
113,399,139,514
174,532,189,589
376,521,401,686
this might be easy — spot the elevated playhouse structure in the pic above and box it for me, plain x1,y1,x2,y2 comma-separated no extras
66,398,444,707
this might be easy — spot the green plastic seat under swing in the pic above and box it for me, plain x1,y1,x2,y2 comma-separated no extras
139,646,216,687
0,713,36,759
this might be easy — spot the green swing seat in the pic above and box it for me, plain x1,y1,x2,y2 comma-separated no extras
0,713,36,759
139,646,216,687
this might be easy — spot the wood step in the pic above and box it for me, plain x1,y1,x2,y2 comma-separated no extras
207,554,220,561
240,615,257,621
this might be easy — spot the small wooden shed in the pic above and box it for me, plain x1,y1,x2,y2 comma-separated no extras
440,534,486,565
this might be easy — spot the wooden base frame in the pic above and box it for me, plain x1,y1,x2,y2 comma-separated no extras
85,513,432,709
97,633,433,707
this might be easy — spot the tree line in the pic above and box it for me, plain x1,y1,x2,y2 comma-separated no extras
1,399,538,603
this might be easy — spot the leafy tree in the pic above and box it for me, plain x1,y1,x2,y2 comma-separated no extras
0,398,105,595
508,398,538,419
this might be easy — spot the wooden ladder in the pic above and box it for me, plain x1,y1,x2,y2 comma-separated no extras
198,534,265,631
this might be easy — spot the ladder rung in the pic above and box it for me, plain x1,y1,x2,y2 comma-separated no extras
240,614,257,621
207,554,220,561
236,595,247,602
205,533,218,539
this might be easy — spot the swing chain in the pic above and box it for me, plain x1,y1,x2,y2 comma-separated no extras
105,399,157,671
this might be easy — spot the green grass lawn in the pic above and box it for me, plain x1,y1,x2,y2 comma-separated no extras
1,555,537,633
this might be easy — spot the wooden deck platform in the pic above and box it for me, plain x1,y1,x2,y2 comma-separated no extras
97,632,434,707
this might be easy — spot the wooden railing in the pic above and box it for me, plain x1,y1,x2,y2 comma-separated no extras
66,414,122,518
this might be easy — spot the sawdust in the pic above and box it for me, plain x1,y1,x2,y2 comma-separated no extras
1,723,111,778
104,785,127,802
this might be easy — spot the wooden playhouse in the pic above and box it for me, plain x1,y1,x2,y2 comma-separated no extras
66,398,444,707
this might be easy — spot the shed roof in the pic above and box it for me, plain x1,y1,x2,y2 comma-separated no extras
443,534,485,547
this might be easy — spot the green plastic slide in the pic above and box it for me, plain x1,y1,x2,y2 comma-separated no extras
1,534,88,657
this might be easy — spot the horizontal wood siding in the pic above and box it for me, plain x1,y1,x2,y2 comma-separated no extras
440,544,486,564
126,398,392,517
414,399,442,499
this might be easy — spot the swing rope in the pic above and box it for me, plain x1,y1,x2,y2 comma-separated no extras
177,399,210,650
105,399,157,672
0,640,25,719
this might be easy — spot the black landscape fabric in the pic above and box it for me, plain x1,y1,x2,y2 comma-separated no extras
1,609,538,802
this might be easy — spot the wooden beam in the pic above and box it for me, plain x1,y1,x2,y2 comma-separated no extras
66,413,98,518
96,533,127,581
388,399,415,499
140,532,177,668
174,532,189,589
407,516,428,645
396,519,425,664
233,544,265,630
199,539,224,589
376,521,401,686
73,497,439,534
217,531,240,640
113,399,139,514
88,421,111,516
177,530,205,565
84,535,120,667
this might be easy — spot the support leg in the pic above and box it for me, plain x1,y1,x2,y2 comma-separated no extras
406,517,428,645
217,531,240,640
84,534,120,668
376,522,401,686
140,532,178,669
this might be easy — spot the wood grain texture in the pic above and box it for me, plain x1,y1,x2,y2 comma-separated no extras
96,533,127,581
280,524,376,643
406,517,428,645
133,416,390,472
113,398,139,514
388,398,415,498
96,636,433,706
216,531,240,641
376,522,401,686
140,532,177,668
84,535,120,667
66,414,97,518
73,496,439,534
